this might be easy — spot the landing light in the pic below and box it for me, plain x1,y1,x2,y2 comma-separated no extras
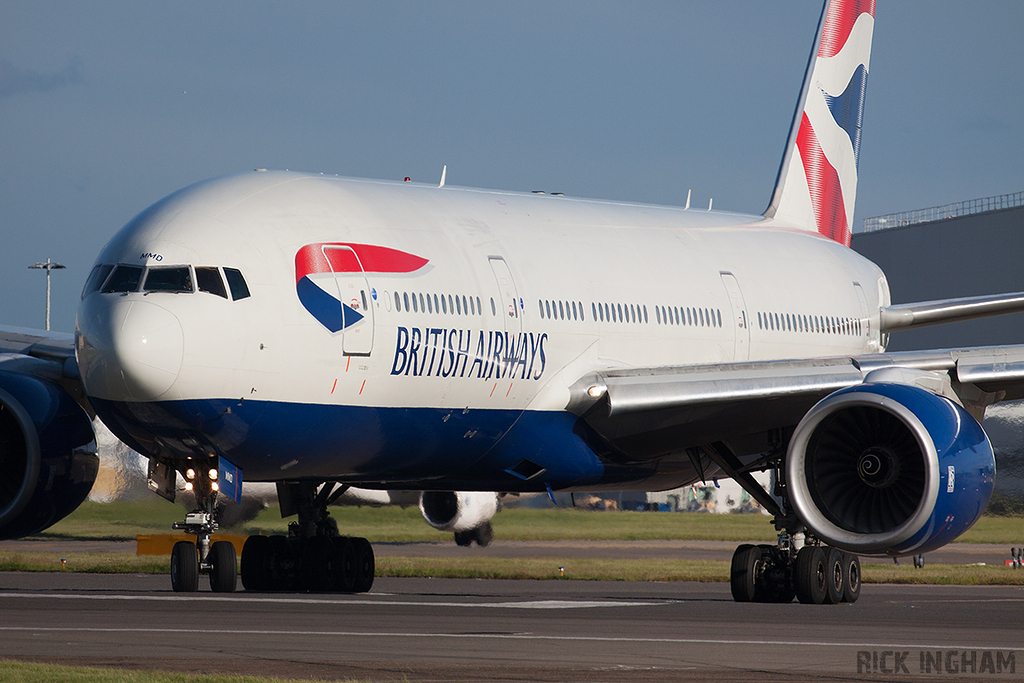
184,482,193,492
587,385,606,399
185,468,196,480
212,482,219,492
209,469,218,481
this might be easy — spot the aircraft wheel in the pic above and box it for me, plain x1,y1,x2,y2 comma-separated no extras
352,537,375,593
730,544,763,602
795,546,827,604
823,546,844,604
842,553,861,603
240,535,272,591
474,522,494,547
454,531,473,547
269,535,295,591
300,536,334,592
170,541,199,593
209,540,237,593
332,537,357,593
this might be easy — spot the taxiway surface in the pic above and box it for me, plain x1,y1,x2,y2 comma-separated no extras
1,572,1022,682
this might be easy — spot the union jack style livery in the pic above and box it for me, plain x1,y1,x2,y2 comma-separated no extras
766,0,875,247
295,243,429,332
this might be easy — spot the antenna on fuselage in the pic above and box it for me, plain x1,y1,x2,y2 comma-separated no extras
685,189,691,210
439,165,447,188
708,198,713,211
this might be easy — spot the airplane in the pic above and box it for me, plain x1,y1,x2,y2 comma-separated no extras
4,0,1024,602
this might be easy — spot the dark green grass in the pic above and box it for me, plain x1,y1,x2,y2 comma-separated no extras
29,500,1024,545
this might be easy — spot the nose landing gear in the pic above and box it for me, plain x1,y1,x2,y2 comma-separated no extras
169,511,237,592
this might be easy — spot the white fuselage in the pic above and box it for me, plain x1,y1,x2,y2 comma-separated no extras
76,171,888,491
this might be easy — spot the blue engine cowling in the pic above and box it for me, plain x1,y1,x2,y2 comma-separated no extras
0,371,99,540
786,382,995,556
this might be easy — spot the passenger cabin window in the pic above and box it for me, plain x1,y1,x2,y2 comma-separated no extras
223,268,250,301
144,266,193,293
101,265,144,293
82,264,114,299
195,267,228,299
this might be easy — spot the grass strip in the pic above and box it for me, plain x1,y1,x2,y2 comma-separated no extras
31,502,1024,545
5,550,1024,585
0,659,365,683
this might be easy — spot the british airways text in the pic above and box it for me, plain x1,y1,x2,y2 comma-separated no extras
391,327,548,380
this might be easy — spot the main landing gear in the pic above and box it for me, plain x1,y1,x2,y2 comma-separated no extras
729,535,861,604
693,441,861,605
454,521,494,547
239,482,376,593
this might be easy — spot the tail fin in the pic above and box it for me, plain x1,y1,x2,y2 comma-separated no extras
763,0,875,247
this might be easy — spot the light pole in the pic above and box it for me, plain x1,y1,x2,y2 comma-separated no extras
28,258,66,331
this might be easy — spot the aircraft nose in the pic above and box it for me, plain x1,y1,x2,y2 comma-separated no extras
77,299,184,401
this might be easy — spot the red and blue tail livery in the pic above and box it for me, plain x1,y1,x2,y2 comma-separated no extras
765,0,875,248
295,243,429,332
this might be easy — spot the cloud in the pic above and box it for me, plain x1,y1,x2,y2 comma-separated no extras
0,58,83,100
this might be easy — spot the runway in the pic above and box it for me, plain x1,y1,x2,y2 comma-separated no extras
2,572,1022,682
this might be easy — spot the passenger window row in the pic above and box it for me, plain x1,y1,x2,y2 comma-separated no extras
393,291,483,317
592,301,649,325
656,305,722,328
538,299,586,322
757,311,861,336
82,263,250,301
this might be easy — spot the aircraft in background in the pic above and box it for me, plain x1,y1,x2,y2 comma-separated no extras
5,0,1024,602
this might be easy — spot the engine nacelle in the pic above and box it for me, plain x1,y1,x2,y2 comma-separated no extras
787,383,995,556
0,372,99,540
419,491,498,533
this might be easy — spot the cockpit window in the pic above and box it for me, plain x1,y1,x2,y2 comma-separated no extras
223,268,250,301
82,264,114,299
195,267,228,299
101,265,144,293
144,266,194,293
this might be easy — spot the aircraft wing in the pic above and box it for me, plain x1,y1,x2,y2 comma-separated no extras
0,324,89,411
568,344,1024,463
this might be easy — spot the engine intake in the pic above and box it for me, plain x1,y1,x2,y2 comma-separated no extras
419,491,498,533
787,383,994,556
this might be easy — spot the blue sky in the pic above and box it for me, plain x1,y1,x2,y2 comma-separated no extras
2,1,1022,332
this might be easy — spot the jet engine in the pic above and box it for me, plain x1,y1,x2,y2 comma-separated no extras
786,382,995,556
0,372,99,540
419,491,498,533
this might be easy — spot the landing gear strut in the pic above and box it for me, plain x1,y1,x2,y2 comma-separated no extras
239,482,376,593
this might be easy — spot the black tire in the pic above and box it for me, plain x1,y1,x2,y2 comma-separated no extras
823,546,844,605
842,553,862,603
332,537,357,593
730,544,762,602
300,536,334,592
474,522,494,547
170,541,199,593
240,535,272,591
209,540,237,593
269,535,295,591
352,537,375,593
795,546,827,605
757,544,794,603
453,531,473,547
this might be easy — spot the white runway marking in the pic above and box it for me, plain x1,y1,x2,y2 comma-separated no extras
0,593,664,609
0,625,1020,653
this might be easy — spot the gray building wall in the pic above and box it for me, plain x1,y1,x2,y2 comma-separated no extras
852,206,1024,506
